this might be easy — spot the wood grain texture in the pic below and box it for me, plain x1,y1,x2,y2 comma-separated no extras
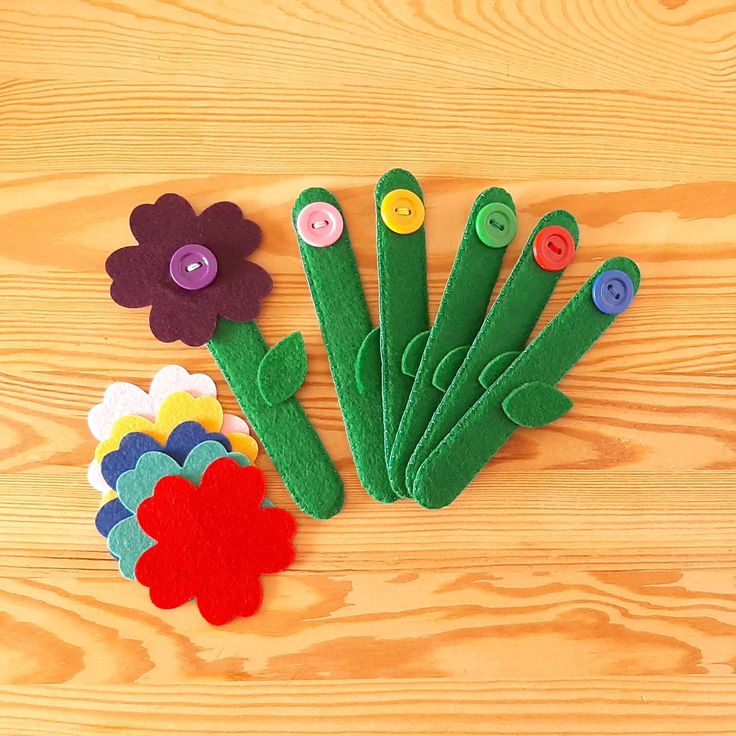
1,1,736,733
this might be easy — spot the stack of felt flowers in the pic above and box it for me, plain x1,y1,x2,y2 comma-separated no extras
88,365,296,625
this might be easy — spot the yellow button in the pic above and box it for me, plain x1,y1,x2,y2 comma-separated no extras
380,189,425,235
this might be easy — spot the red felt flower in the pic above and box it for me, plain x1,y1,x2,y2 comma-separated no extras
135,458,296,625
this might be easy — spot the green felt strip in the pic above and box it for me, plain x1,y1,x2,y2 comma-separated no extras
406,210,579,494
388,188,516,496
293,188,396,504
413,256,641,509
375,169,429,486
208,319,344,519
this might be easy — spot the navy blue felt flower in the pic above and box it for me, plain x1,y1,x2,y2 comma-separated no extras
100,421,231,490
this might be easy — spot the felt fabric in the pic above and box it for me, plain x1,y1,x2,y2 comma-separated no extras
478,351,520,390
100,421,232,490
88,365,246,442
87,460,111,494
106,193,273,346
95,496,132,538
401,330,430,377
293,188,396,504
406,210,579,493
209,319,344,520
375,169,429,487
502,381,574,428
413,256,641,509
256,331,308,406
95,391,223,462
355,326,380,396
389,189,515,497
432,346,470,391
107,441,255,580
135,458,296,625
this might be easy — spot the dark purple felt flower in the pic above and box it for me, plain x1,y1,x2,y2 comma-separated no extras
106,193,273,346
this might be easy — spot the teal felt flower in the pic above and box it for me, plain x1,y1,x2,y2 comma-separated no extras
107,440,260,580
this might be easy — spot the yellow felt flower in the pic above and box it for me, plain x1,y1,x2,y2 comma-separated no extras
229,433,259,463
95,391,223,462
95,390,259,465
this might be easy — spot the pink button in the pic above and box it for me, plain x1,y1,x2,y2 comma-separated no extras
296,202,343,247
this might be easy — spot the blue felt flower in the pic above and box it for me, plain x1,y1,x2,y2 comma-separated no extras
100,420,231,490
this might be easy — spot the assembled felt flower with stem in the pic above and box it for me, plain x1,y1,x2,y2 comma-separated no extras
106,193,343,519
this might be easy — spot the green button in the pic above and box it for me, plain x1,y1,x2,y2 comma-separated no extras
475,202,517,248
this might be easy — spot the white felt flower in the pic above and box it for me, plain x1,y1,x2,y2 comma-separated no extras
87,459,111,494
88,364,220,440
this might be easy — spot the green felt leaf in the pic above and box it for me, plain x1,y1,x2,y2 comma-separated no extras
501,381,573,428
355,326,381,396
479,351,520,390
257,331,308,406
401,329,430,377
432,345,469,392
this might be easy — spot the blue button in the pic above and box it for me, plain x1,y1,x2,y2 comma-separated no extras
592,269,634,315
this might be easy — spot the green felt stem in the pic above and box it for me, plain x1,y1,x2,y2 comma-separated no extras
292,187,396,504
208,319,344,519
412,256,641,509
388,188,515,497
406,210,579,494
375,168,429,488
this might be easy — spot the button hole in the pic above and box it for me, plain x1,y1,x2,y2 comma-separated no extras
607,284,621,300
489,218,504,232
549,243,562,255
312,220,329,230
186,262,203,272
395,207,412,216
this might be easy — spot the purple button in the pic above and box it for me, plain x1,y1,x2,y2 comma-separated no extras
592,269,634,315
296,202,343,247
169,244,218,291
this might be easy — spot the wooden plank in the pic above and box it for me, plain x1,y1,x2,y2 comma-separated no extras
1,679,736,734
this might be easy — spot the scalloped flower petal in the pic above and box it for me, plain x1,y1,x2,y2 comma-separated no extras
107,441,261,581
88,364,220,441
94,391,223,462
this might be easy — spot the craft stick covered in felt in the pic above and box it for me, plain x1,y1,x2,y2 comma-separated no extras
105,193,343,520
412,256,640,509
209,320,343,519
292,187,396,503
406,210,579,493
375,169,429,485
388,188,516,497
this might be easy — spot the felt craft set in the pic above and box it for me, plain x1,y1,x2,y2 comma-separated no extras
87,365,296,625
292,169,640,507
100,175,639,624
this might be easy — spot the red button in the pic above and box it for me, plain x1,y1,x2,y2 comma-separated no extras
532,226,575,271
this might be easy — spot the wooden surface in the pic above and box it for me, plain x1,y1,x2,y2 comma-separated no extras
1,0,736,733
